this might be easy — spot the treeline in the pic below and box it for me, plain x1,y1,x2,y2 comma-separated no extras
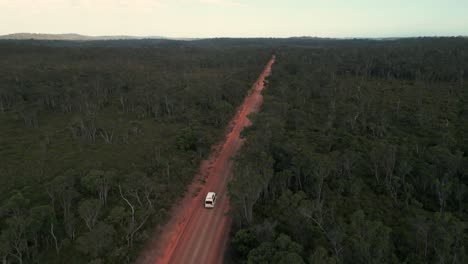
0,41,270,263
229,38,468,263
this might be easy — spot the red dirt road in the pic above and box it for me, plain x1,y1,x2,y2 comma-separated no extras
138,55,275,264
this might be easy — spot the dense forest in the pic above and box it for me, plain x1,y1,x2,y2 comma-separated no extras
0,40,270,263
1,37,467,264
229,38,468,263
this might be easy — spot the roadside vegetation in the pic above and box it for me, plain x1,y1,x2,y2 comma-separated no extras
229,38,468,264
1,37,467,264
0,40,269,263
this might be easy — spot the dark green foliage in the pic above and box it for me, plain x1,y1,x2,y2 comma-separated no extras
2,37,467,264
176,127,198,151
76,222,114,258
233,227,258,259
247,234,304,264
229,38,468,264
0,41,269,263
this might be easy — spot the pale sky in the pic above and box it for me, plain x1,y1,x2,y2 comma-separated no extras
0,0,467,38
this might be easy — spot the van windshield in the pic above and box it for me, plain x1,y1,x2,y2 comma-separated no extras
206,201,212,204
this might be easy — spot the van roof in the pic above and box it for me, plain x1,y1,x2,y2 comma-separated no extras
205,192,216,200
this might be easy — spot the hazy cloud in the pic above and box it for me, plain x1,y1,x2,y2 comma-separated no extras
0,0,167,9
0,0,466,37
194,0,243,7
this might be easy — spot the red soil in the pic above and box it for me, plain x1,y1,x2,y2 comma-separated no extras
137,55,275,264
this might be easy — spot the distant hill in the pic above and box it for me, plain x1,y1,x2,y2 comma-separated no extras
0,33,184,40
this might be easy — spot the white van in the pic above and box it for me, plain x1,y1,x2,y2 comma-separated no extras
204,192,216,208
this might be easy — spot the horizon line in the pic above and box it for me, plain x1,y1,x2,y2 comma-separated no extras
1,32,467,40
